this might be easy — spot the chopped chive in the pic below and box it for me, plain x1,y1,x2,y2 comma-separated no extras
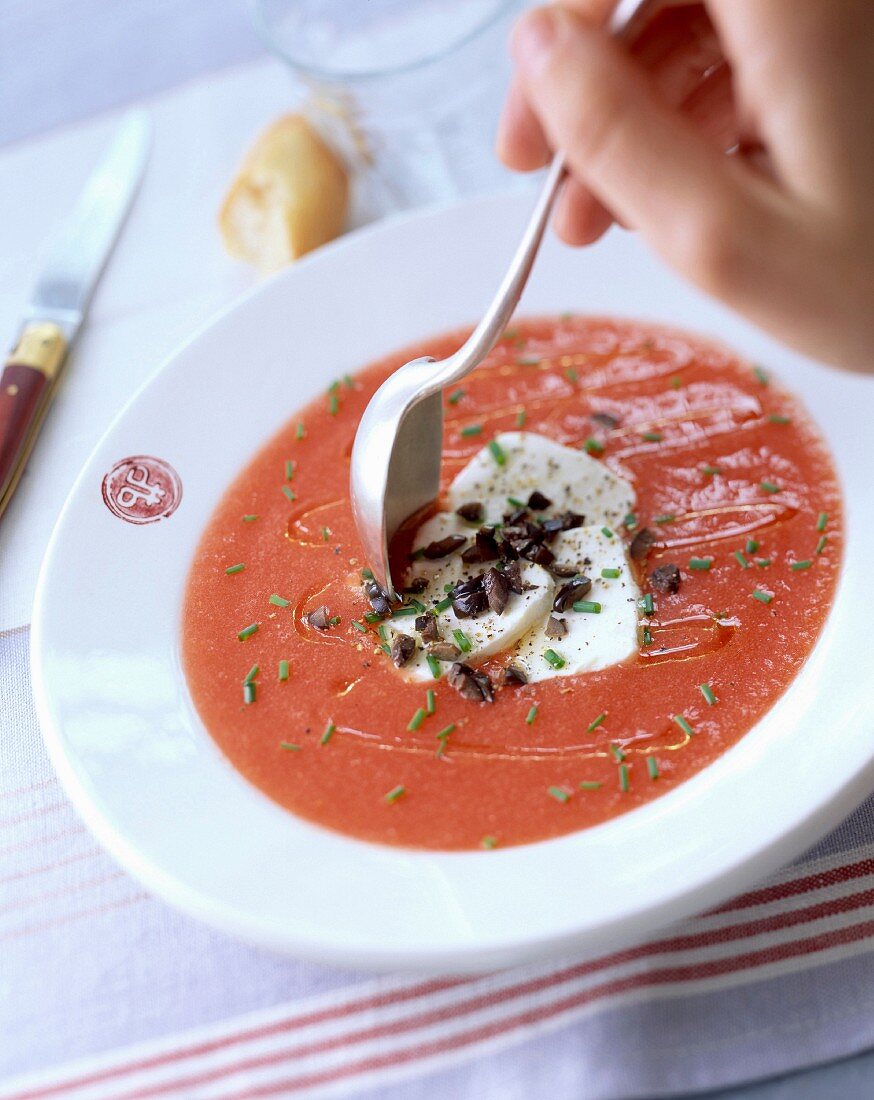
385,785,406,804
640,593,654,615
642,430,663,442
285,459,295,479
647,756,660,780
225,563,245,575
321,720,336,745
560,311,573,321
525,705,538,725
363,612,383,623
244,663,259,684
377,624,388,643
642,626,653,647
379,643,391,656
760,479,780,495
816,535,828,555
746,538,760,554
426,654,442,679
488,439,507,466
343,373,354,389
688,557,712,571
407,708,427,732
584,437,604,455
278,659,289,681
752,588,773,604
436,723,455,740
503,327,519,341
328,616,340,626
619,764,630,792
279,741,300,752
654,514,676,525
327,380,340,395
516,409,527,428
243,681,256,705
351,619,367,633
295,421,305,440
601,527,614,539
670,375,683,389
426,689,436,715
702,465,721,476
447,388,465,405
734,550,749,569
361,567,374,581
756,558,772,568
769,413,791,425
281,485,296,502
269,594,290,608
543,649,566,670
328,394,339,416
573,600,602,614
460,424,483,437
586,712,606,734
609,743,625,762
700,683,717,706
579,780,602,790
566,367,578,383
481,835,498,849
393,607,418,618
507,496,526,508
674,714,694,736
443,583,454,593
321,526,331,542
434,596,452,613
791,559,813,571
237,622,259,641
817,512,828,532
753,365,769,386
601,567,621,579
548,786,570,803
623,512,638,530
451,629,472,654
242,514,259,523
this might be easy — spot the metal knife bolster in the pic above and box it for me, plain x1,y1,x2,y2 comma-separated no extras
0,322,68,516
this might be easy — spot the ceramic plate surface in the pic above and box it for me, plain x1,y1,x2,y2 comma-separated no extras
32,191,874,971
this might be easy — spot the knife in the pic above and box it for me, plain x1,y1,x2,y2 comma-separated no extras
0,110,152,522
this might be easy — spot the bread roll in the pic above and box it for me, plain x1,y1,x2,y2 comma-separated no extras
219,114,349,274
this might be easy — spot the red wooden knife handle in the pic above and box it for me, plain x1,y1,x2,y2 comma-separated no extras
0,321,67,519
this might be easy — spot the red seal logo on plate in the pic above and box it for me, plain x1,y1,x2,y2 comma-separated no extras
101,456,182,525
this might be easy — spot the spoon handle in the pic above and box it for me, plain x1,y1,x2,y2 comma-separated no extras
431,153,566,390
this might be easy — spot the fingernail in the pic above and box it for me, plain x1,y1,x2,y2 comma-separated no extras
511,9,558,72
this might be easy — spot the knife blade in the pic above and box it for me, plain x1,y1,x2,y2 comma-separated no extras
0,110,151,521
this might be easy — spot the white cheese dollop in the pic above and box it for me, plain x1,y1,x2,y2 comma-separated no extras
387,432,640,685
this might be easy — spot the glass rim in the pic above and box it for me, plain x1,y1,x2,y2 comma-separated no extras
249,0,520,84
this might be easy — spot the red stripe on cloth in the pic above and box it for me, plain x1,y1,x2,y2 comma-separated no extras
710,857,874,913
0,870,128,917
215,918,874,1099
4,978,475,1100
0,848,99,888
0,891,149,943
108,888,874,1098
0,823,89,859
0,801,72,830
0,777,60,801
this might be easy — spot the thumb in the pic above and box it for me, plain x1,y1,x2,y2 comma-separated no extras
511,5,779,300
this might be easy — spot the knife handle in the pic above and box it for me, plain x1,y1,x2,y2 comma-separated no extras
0,321,67,520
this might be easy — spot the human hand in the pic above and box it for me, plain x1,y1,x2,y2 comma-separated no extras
497,1,874,374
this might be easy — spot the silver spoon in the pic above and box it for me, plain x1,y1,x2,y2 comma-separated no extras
350,154,567,598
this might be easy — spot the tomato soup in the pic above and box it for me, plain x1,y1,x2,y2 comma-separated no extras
182,317,841,850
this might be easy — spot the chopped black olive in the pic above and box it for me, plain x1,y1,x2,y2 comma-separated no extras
461,526,500,564
415,614,440,643
525,542,555,567
650,563,681,594
554,576,593,611
421,534,467,559
629,527,657,562
502,507,530,526
527,490,552,511
483,567,510,615
549,563,580,578
447,662,494,703
404,577,429,594
591,411,620,429
391,634,416,667
306,605,331,630
503,663,528,685
364,580,392,617
450,576,489,618
428,642,462,661
544,614,568,639
498,538,520,561
455,501,484,523
503,560,526,594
